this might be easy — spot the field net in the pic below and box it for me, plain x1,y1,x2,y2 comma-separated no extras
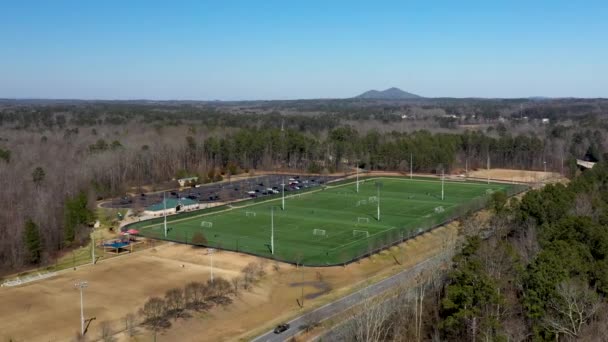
245,211,256,217
368,196,377,203
357,217,370,224
313,228,326,236
353,230,370,238
356,199,367,206
434,206,445,213
200,221,213,228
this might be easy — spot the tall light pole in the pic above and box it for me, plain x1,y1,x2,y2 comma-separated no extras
209,248,215,282
75,280,88,336
410,153,413,180
163,192,167,237
356,165,359,193
281,179,285,210
486,153,490,185
441,168,445,201
270,207,275,255
91,230,95,265
376,182,382,221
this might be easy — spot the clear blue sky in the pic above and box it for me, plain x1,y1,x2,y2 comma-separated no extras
1,1,607,100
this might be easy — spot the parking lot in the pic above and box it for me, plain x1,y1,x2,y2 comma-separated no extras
101,174,338,209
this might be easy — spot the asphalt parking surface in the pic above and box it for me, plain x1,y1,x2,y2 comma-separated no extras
101,174,338,209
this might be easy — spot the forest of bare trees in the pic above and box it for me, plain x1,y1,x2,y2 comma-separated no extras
326,162,608,341
0,99,606,273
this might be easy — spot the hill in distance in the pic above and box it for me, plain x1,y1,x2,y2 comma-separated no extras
355,87,423,100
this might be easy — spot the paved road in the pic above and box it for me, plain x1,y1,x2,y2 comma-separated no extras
250,255,440,342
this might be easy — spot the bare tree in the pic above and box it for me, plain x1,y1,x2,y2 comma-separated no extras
125,313,137,337
542,280,602,340
100,321,114,342
139,297,170,331
164,288,185,318
346,292,394,342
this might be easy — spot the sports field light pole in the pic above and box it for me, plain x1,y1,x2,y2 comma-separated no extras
281,179,285,210
163,192,168,237
270,207,275,255
486,153,491,185
209,248,215,282
410,153,413,180
75,280,88,336
376,182,382,221
356,165,359,193
91,230,95,265
441,168,445,201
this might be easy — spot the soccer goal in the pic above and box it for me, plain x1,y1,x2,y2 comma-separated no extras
245,211,256,217
313,228,326,237
200,221,213,228
353,230,370,238
356,199,367,207
357,217,370,224
434,206,445,214
368,196,377,203
485,189,495,195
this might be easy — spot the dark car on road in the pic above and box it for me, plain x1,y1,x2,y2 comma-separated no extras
274,323,290,334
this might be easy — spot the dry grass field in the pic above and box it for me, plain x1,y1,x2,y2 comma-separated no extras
0,218,460,342
467,168,561,183
0,244,261,341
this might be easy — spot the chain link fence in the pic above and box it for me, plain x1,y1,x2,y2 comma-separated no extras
128,179,528,267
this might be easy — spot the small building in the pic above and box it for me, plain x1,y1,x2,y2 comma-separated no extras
177,177,198,187
144,198,199,216
577,159,596,170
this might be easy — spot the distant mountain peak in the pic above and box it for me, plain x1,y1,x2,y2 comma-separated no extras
355,87,422,100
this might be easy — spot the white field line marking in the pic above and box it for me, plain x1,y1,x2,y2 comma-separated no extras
136,177,505,232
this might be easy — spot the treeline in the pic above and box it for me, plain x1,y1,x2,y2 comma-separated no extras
2,98,607,131
440,162,608,341
0,101,606,272
341,163,608,341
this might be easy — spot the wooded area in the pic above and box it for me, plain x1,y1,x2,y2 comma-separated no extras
0,98,606,274
335,162,608,342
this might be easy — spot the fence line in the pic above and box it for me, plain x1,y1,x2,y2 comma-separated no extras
131,178,528,267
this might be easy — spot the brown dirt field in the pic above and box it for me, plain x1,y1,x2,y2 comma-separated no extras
0,244,265,342
0,219,461,342
467,168,561,183
138,222,460,342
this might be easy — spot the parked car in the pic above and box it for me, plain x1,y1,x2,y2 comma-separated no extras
274,323,290,334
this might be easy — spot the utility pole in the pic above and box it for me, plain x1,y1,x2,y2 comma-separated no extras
356,164,359,193
91,230,95,265
209,248,215,282
410,153,413,180
271,207,275,255
487,153,490,185
281,178,285,210
75,280,88,337
441,168,445,201
163,192,167,237
376,182,381,221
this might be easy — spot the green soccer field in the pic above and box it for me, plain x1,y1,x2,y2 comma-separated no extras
130,177,519,265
